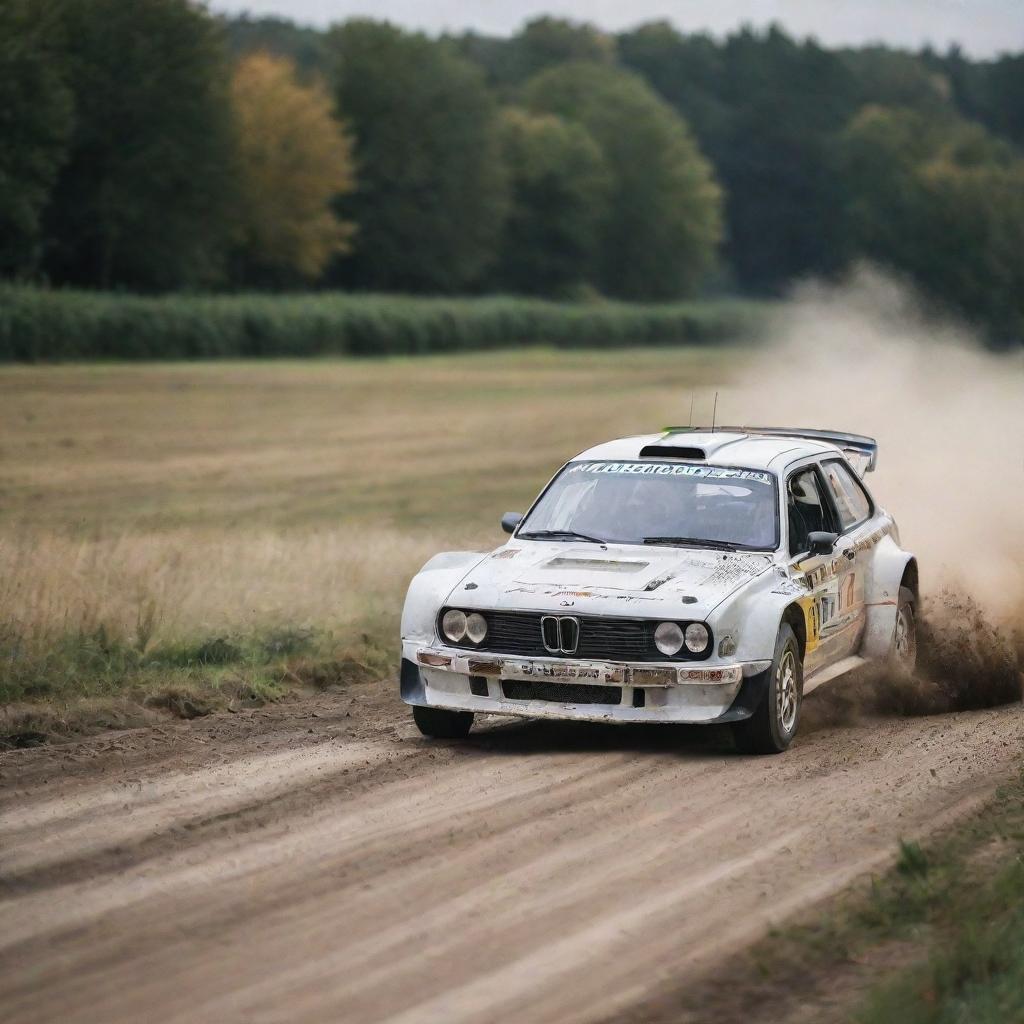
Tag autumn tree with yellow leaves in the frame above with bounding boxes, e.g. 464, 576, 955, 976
230, 53, 355, 285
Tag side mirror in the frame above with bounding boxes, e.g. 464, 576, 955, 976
501, 512, 524, 535
807, 531, 839, 556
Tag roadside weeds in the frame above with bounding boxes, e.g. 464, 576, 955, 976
0, 621, 395, 749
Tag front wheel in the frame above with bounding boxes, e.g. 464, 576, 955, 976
732, 623, 803, 755
412, 704, 474, 739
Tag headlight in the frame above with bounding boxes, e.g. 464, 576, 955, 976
441, 609, 467, 642
684, 623, 710, 653
466, 612, 487, 644
654, 621, 684, 656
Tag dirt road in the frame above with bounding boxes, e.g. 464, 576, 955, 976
1, 682, 1021, 1024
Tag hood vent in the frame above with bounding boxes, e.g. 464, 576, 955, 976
543, 557, 649, 573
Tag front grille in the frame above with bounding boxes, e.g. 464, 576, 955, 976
486, 611, 548, 656
580, 617, 648, 660
501, 681, 622, 705
450, 610, 710, 662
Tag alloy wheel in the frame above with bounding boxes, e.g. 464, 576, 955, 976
776, 648, 799, 734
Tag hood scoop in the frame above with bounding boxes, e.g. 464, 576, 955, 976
638, 443, 706, 460
542, 556, 649, 573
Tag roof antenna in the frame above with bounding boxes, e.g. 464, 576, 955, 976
711, 391, 718, 431
687, 393, 694, 428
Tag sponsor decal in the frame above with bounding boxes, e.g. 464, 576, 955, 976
698, 556, 769, 589
567, 462, 773, 485
514, 661, 602, 681
853, 521, 892, 553
631, 667, 676, 686
678, 667, 742, 684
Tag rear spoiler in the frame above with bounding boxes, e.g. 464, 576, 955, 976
666, 425, 878, 476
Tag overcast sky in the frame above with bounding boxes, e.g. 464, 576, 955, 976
211, 1, 1022, 57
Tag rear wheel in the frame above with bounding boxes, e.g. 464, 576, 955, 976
732, 623, 803, 755
891, 586, 917, 672
412, 704, 474, 739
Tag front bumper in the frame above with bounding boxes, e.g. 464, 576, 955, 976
400, 644, 772, 725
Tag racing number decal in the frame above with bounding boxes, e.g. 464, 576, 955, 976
804, 596, 821, 645
815, 571, 856, 636
799, 565, 857, 647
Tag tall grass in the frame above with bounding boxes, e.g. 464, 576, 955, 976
0, 527, 441, 704
0, 285, 767, 361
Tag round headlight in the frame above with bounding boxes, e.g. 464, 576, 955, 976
441, 609, 467, 642
684, 623, 710, 653
654, 621, 684, 656
466, 613, 487, 644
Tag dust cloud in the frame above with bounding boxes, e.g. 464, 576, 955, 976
723, 267, 1024, 714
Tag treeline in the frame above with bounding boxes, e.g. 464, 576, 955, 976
1, 1, 720, 303
2, 2, 1024, 343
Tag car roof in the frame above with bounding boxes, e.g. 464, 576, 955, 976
572, 431, 843, 473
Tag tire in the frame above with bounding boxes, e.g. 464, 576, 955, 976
412, 704, 474, 739
891, 586, 918, 673
732, 623, 803, 755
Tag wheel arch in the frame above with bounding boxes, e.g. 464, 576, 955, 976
401, 550, 489, 645
861, 537, 918, 659
900, 557, 919, 602
716, 578, 812, 666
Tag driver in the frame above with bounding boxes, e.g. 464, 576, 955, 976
573, 474, 684, 540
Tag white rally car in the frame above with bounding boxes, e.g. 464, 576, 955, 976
400, 427, 918, 753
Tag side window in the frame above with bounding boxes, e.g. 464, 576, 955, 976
822, 460, 872, 531
787, 468, 830, 556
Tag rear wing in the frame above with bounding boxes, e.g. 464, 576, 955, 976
667, 425, 879, 476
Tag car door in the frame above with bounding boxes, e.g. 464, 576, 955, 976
785, 463, 850, 675
819, 457, 876, 657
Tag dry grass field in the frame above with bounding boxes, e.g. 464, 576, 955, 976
0, 348, 739, 720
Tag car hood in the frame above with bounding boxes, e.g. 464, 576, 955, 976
447, 541, 775, 619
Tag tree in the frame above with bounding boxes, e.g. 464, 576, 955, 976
524, 62, 722, 299
617, 22, 730, 146
514, 18, 615, 80
620, 24, 861, 293
222, 15, 329, 77
712, 27, 861, 291
981, 55, 1024, 146
452, 18, 615, 93
0, 0, 72, 275
841, 47, 951, 113
927, 48, 1024, 149
43, 0, 235, 290
327, 20, 508, 292
840, 107, 1024, 343
494, 108, 610, 295
230, 53, 355, 285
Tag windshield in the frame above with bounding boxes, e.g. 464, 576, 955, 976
519, 461, 779, 550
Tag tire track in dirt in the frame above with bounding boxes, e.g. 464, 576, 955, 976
0, 741, 405, 875
0, 694, 1020, 1024
0, 747, 651, 950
